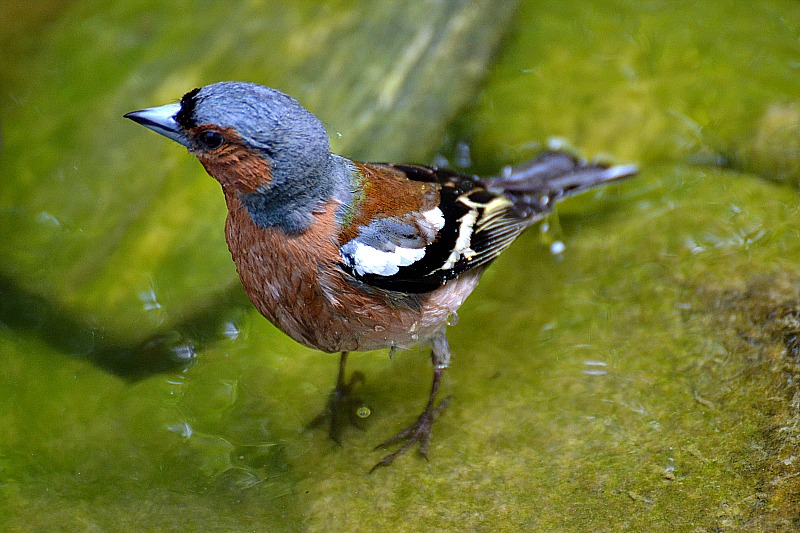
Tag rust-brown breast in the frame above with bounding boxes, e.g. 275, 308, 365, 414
221, 191, 481, 354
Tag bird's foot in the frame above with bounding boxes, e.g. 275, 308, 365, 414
370, 395, 451, 473
309, 370, 367, 444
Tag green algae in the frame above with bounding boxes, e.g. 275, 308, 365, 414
456, 0, 800, 182
2, 0, 800, 531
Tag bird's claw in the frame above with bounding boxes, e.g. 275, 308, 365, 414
370, 395, 451, 473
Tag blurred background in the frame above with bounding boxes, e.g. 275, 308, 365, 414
1, 0, 799, 530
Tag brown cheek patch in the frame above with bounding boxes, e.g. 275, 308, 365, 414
339, 163, 441, 244
191, 126, 272, 193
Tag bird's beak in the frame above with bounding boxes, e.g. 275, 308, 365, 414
124, 103, 190, 148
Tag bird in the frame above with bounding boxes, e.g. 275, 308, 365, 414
125, 81, 637, 471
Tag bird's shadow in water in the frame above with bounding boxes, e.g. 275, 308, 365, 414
0, 274, 251, 381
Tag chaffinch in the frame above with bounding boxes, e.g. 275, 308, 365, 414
125, 82, 636, 471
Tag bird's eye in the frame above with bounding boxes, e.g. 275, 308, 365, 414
197, 130, 225, 150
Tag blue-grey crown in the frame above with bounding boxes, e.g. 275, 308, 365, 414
181, 81, 331, 173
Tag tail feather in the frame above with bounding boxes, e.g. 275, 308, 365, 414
484, 151, 637, 218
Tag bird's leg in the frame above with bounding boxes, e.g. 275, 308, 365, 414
371, 333, 452, 473
309, 351, 366, 443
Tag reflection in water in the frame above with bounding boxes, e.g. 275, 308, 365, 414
582, 360, 608, 376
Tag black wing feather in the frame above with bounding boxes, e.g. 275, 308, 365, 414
341, 164, 524, 294
339, 153, 636, 294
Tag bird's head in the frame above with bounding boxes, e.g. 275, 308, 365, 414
126, 82, 339, 231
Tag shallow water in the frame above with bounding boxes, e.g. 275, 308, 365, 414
1, 0, 799, 530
